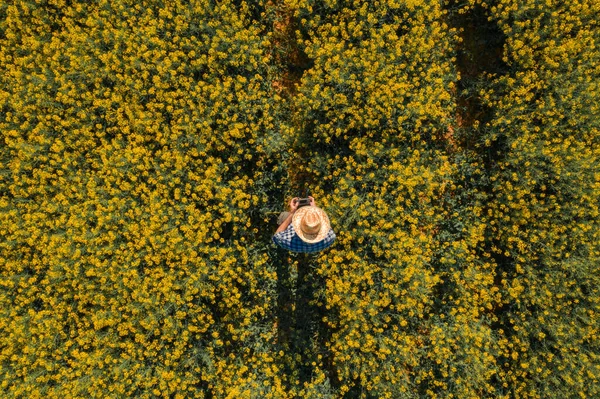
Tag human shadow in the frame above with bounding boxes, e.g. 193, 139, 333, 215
271, 244, 336, 390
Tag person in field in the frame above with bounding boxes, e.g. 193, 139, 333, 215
273, 196, 335, 253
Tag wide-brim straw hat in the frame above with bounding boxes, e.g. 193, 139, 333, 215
292, 206, 331, 243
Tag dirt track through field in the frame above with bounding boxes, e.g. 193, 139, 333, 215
266, 0, 336, 388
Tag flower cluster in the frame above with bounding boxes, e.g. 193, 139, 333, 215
1, 0, 289, 397
287, 0, 502, 396
467, 0, 600, 397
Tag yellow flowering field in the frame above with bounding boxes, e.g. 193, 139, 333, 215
1, 0, 598, 398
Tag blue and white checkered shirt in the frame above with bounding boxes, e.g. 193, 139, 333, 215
272, 224, 336, 253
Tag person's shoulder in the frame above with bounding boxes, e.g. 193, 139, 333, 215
273, 225, 296, 242
313, 230, 335, 251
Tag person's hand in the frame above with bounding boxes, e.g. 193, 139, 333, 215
309, 196, 316, 206
290, 197, 300, 212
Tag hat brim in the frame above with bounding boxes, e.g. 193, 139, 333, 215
292, 206, 331, 243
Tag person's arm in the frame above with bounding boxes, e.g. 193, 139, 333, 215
275, 197, 299, 234
275, 212, 294, 234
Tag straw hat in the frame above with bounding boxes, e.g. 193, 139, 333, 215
292, 206, 331, 243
